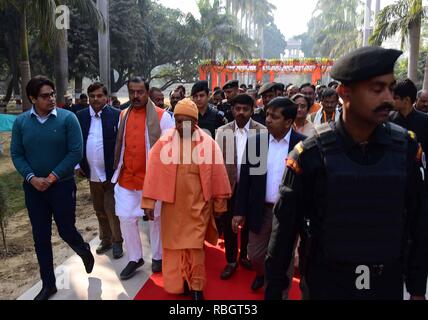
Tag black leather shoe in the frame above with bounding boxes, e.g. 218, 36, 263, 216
251, 275, 264, 291
152, 259, 162, 273
220, 263, 237, 280
120, 259, 145, 280
96, 241, 112, 255
34, 286, 57, 300
81, 245, 95, 274
191, 290, 204, 301
112, 243, 123, 259
239, 257, 253, 270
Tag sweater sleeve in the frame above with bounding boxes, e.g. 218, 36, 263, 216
10, 117, 35, 182
52, 113, 83, 179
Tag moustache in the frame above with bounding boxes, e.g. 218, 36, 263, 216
374, 103, 394, 113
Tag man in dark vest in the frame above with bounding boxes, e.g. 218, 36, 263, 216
265, 46, 428, 300
75, 82, 124, 259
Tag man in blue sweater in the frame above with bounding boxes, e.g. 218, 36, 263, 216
10, 76, 94, 300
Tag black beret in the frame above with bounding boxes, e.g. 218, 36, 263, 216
191, 80, 210, 96
274, 83, 285, 92
258, 82, 276, 96
222, 80, 239, 90
330, 46, 403, 83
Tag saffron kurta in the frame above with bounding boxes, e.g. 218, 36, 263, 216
141, 129, 231, 293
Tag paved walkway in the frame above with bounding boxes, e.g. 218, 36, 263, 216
18, 222, 153, 300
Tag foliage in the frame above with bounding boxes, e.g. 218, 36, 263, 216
395, 46, 428, 89
292, 0, 363, 59
263, 22, 287, 59
370, 0, 426, 48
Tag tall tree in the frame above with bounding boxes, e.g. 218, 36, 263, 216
0, 4, 20, 103
186, 0, 252, 60
263, 22, 287, 59
0, 0, 103, 110
370, 0, 425, 83
294, 0, 363, 58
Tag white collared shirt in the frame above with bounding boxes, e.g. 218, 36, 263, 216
265, 129, 292, 204
30, 107, 57, 124
86, 106, 106, 182
235, 120, 251, 182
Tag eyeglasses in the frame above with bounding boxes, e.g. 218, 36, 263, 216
38, 92, 56, 100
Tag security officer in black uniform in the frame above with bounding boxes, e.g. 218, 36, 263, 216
265, 46, 428, 300
219, 80, 239, 123
252, 82, 277, 126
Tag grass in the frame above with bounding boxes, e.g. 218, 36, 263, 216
0, 171, 25, 217
0, 132, 25, 218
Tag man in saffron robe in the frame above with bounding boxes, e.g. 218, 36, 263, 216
141, 99, 232, 300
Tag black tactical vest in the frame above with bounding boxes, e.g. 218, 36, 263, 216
315, 123, 408, 264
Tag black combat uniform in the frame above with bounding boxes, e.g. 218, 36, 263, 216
265, 46, 428, 300
265, 120, 428, 300
217, 101, 234, 123
198, 104, 226, 138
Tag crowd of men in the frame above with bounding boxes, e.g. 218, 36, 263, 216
9, 46, 428, 301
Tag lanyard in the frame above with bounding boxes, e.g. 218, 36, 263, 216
323, 111, 335, 123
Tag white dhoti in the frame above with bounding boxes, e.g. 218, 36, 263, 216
114, 184, 162, 262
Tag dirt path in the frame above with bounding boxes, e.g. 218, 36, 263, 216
0, 179, 99, 300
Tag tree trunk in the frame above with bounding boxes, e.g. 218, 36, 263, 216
3, 79, 13, 103
226, 0, 231, 14
5, 29, 20, 99
408, 16, 421, 83
54, 29, 69, 106
19, 7, 31, 111
363, 0, 372, 46
75, 76, 83, 97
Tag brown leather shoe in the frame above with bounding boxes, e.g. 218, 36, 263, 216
220, 263, 238, 280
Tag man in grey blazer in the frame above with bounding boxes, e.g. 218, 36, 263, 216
215, 94, 266, 280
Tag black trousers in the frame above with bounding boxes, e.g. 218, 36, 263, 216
221, 193, 249, 264
306, 258, 404, 300
24, 179, 90, 288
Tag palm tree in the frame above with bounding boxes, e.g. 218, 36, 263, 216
186, 0, 252, 60
0, 0, 103, 110
370, 0, 426, 82
308, 0, 363, 58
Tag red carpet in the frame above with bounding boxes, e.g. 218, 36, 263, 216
134, 242, 302, 300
